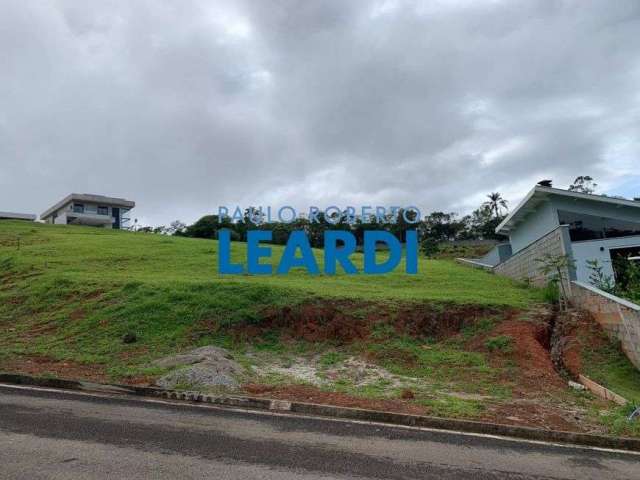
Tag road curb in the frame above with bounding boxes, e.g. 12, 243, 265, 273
2, 372, 639, 452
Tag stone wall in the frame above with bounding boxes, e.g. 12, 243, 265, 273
571, 281, 640, 370
494, 225, 573, 288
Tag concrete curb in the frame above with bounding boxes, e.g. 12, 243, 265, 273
2, 372, 639, 452
579, 374, 628, 406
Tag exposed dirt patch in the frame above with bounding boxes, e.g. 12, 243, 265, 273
121, 374, 157, 386
1, 355, 107, 383
118, 346, 150, 361
460, 308, 566, 397
553, 310, 608, 378
364, 346, 418, 369
252, 355, 409, 388
393, 304, 508, 339
231, 300, 507, 344
242, 383, 597, 432
481, 401, 593, 433
22, 321, 59, 338
69, 308, 86, 321
251, 302, 371, 343
491, 318, 565, 393
243, 383, 428, 415
400, 388, 415, 399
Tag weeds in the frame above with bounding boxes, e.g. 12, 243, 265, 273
485, 335, 513, 353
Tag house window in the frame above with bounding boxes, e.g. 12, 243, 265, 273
559, 210, 640, 241
73, 203, 85, 214
97, 206, 108, 215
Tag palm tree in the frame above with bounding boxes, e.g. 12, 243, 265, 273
483, 192, 508, 218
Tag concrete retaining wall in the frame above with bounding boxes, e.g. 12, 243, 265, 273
571, 281, 640, 370
455, 258, 494, 271
494, 225, 573, 287
578, 374, 628, 405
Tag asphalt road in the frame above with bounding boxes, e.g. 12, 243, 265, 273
0, 384, 639, 479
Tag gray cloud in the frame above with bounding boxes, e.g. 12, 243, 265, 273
1, 0, 639, 226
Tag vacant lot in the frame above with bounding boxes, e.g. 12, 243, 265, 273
1, 220, 639, 436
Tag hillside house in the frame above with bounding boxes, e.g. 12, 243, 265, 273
464, 186, 640, 286
40, 194, 135, 230
0, 212, 36, 221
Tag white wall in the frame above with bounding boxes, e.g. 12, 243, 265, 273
572, 236, 640, 284
509, 200, 558, 253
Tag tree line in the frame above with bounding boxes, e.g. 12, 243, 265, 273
142, 176, 618, 256
152, 192, 509, 256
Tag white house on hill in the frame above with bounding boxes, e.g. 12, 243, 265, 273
466, 185, 640, 286
40, 193, 135, 230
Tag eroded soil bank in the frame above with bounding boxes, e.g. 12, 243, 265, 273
223, 300, 623, 433
3, 299, 637, 435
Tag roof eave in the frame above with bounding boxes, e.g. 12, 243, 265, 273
494, 186, 539, 235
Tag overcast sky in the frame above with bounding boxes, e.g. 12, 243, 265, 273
1, 0, 639, 226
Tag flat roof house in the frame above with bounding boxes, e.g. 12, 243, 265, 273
467, 185, 640, 287
0, 212, 36, 221
40, 194, 135, 230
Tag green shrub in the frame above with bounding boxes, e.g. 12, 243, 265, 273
319, 351, 347, 368
541, 280, 559, 304
420, 237, 440, 257
485, 335, 513, 353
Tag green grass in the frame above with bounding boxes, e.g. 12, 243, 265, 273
0, 220, 541, 378
484, 335, 513, 353
4, 221, 640, 434
319, 351, 348, 368
361, 335, 501, 395
418, 396, 486, 418
0, 221, 541, 305
582, 337, 640, 404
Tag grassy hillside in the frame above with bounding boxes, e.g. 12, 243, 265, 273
0, 221, 539, 305
4, 221, 640, 436
0, 220, 540, 376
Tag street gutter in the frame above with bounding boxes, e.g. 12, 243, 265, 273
1, 372, 639, 452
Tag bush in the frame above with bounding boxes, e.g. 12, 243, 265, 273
421, 237, 440, 257
541, 280, 559, 304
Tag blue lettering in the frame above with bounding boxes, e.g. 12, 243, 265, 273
218, 229, 243, 274
247, 230, 272, 275
324, 231, 357, 274
277, 231, 319, 274
219, 229, 418, 275
363, 231, 401, 274
405, 230, 418, 274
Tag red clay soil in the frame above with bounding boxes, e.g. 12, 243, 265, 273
0, 355, 157, 385
491, 319, 566, 393
242, 383, 593, 432
460, 308, 565, 396
1, 355, 108, 383
232, 300, 506, 344
557, 310, 609, 378
481, 401, 585, 432
243, 383, 428, 415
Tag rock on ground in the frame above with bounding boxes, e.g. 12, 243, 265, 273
153, 346, 243, 389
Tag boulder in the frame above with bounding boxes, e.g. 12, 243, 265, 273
153, 346, 243, 390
